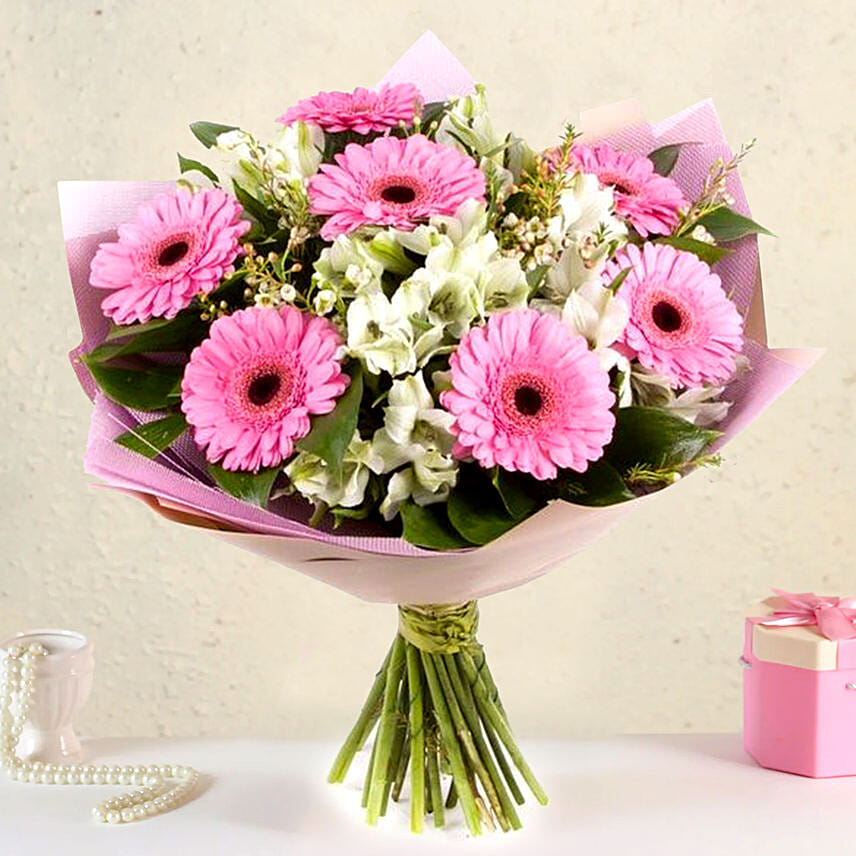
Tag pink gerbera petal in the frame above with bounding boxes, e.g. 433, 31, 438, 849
307, 134, 486, 240
277, 83, 423, 135
181, 306, 348, 472
604, 243, 744, 388
90, 188, 250, 325
440, 310, 615, 481
571, 143, 686, 237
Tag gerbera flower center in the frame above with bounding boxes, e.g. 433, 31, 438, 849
157, 240, 190, 267
514, 385, 543, 416
380, 184, 417, 204
226, 356, 304, 429
247, 372, 283, 407
368, 174, 427, 209
146, 230, 197, 275
597, 171, 638, 196
651, 300, 683, 333
499, 371, 557, 432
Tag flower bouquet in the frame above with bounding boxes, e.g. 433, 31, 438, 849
61, 33, 818, 835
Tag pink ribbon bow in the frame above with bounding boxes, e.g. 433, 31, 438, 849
757, 589, 856, 641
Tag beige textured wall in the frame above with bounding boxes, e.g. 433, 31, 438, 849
1, 1, 853, 740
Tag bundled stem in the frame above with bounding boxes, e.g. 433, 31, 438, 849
328, 602, 547, 834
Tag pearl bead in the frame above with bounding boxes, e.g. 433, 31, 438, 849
0, 645, 197, 825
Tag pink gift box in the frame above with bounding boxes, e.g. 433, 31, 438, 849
742, 593, 856, 777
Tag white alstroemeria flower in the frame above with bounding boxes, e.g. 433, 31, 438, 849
481, 256, 528, 314
367, 231, 418, 277
544, 172, 628, 297
214, 124, 324, 195
284, 433, 383, 509
391, 199, 491, 255
630, 365, 675, 408
346, 292, 416, 377
265, 121, 324, 180
667, 386, 732, 426
436, 85, 505, 165
561, 280, 630, 354
371, 373, 458, 520
380, 453, 459, 521
557, 172, 623, 237
313, 234, 385, 300
373, 373, 456, 465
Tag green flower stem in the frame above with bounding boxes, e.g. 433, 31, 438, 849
471, 645, 508, 719
391, 733, 410, 803
365, 635, 406, 825
328, 603, 547, 833
453, 651, 524, 805
444, 653, 521, 830
380, 674, 409, 817
327, 645, 392, 784
459, 651, 548, 806
405, 644, 425, 833
426, 734, 444, 828
433, 655, 510, 832
361, 737, 377, 809
421, 651, 482, 836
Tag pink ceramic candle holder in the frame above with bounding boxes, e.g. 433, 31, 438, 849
0, 629, 94, 764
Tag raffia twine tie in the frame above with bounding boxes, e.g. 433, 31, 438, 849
398, 602, 479, 654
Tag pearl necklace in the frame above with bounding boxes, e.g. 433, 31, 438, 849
1, 642, 199, 824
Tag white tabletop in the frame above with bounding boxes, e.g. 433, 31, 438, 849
0, 734, 851, 855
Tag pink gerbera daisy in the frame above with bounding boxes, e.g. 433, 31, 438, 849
90, 188, 249, 325
571, 143, 686, 237
604, 243, 744, 388
308, 134, 486, 240
440, 310, 615, 481
277, 83, 423, 135
181, 306, 348, 472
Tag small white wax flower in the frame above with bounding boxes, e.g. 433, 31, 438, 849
313, 288, 336, 315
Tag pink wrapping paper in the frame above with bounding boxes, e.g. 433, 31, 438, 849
60, 33, 821, 604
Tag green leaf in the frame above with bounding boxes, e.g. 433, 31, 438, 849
695, 206, 774, 242
115, 413, 188, 459
447, 469, 520, 546
556, 460, 635, 507
231, 181, 278, 231
420, 100, 449, 132
190, 121, 238, 149
82, 360, 184, 412
607, 267, 631, 295
526, 264, 550, 295
177, 153, 219, 184
647, 143, 684, 177
606, 406, 721, 473
296, 366, 363, 480
400, 502, 471, 550
104, 317, 175, 342
87, 312, 206, 363
654, 235, 732, 265
491, 468, 542, 519
207, 463, 280, 507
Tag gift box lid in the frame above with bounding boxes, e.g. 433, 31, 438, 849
745, 593, 856, 671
